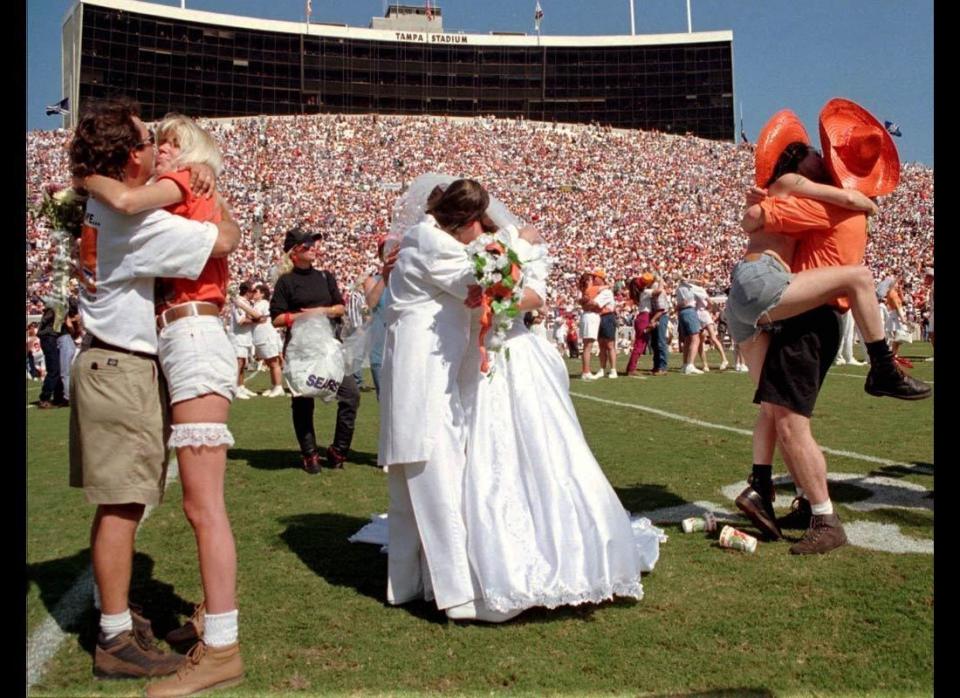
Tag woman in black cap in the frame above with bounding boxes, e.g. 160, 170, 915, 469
269, 226, 360, 474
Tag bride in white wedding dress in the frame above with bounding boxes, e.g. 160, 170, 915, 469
456, 196, 663, 620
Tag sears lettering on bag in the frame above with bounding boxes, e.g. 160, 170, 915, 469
305, 374, 341, 393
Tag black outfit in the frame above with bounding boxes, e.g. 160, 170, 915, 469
270, 267, 360, 460
753, 305, 841, 418
37, 308, 65, 404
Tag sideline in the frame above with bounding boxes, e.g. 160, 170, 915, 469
569, 392, 930, 469
832, 371, 934, 385
26, 459, 180, 691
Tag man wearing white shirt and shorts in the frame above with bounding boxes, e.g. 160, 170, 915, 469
251, 283, 285, 397
68, 98, 240, 679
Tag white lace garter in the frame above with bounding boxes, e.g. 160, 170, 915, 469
168, 423, 235, 449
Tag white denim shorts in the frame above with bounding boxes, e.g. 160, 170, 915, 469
253, 325, 282, 359
159, 314, 237, 404
580, 311, 600, 341
232, 331, 253, 359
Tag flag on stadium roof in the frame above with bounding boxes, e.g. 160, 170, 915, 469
535, 2, 544, 31
426, 0, 434, 22
739, 117, 748, 144
45, 98, 69, 116
306, 0, 312, 20
884, 120, 902, 137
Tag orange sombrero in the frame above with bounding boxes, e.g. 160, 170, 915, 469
754, 109, 811, 187
819, 98, 900, 197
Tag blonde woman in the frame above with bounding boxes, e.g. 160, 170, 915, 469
82, 113, 244, 696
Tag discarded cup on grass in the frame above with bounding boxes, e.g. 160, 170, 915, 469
681, 512, 717, 533
718, 525, 758, 553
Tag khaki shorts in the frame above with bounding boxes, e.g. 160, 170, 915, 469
69, 347, 171, 506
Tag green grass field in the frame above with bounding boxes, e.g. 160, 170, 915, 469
26, 345, 934, 697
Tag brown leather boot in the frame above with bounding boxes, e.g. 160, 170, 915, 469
789, 513, 848, 555
93, 630, 184, 679
165, 601, 205, 648
146, 641, 244, 697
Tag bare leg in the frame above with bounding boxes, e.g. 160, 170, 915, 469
173, 394, 237, 614
91, 503, 145, 615
767, 265, 884, 342
266, 356, 283, 387
581, 339, 595, 374
236, 358, 246, 387
706, 324, 728, 365
768, 404, 830, 505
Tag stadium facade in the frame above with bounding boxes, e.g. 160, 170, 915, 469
61, 0, 735, 140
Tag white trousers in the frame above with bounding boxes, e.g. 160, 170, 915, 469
837, 311, 856, 362
386, 425, 478, 610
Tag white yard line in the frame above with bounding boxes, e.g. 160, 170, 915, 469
26, 459, 180, 691
569, 392, 930, 470
832, 371, 934, 385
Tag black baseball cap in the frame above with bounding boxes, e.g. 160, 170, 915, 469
282, 226, 322, 252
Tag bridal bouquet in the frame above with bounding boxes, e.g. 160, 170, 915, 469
35, 184, 87, 331
466, 231, 524, 374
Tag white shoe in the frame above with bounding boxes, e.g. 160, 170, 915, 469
735, 363, 749, 373
264, 385, 285, 398
924, 357, 934, 362
235, 389, 251, 400
474, 604, 523, 624
592, 371, 605, 379
237, 385, 257, 398
445, 600, 478, 620
701, 364, 710, 372
681, 364, 703, 375
718, 361, 729, 371
848, 358, 867, 366
581, 372, 597, 381
834, 357, 846, 366
607, 370, 618, 379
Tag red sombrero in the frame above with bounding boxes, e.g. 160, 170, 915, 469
819, 98, 900, 196
754, 109, 811, 187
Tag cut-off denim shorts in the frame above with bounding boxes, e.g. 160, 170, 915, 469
726, 253, 795, 344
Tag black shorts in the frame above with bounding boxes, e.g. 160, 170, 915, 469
598, 313, 617, 340
753, 305, 841, 418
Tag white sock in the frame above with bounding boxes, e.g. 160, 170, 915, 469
92, 583, 102, 611
100, 609, 133, 640
795, 486, 806, 499
810, 500, 834, 516
203, 609, 239, 647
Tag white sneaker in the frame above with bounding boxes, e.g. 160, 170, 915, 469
607, 370, 618, 379
235, 389, 251, 400
264, 385, 285, 398
592, 371, 605, 379
849, 358, 867, 366
718, 361, 729, 370
581, 372, 598, 381
701, 364, 711, 372
681, 364, 703, 375
834, 357, 846, 366
736, 363, 750, 373
237, 385, 257, 399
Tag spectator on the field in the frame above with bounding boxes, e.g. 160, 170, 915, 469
252, 283, 285, 397
230, 282, 259, 399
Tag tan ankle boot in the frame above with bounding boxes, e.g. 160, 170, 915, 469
146, 641, 243, 697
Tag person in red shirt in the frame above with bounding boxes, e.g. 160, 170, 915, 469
83, 113, 244, 692
731, 100, 928, 555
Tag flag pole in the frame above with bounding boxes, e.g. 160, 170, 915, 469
629, 0, 635, 36
686, 0, 692, 32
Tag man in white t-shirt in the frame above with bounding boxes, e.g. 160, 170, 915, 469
69, 98, 240, 679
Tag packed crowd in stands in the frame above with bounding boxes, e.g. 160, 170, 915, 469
26, 113, 934, 322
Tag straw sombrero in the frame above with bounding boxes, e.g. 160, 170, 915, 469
819, 98, 900, 196
754, 109, 811, 187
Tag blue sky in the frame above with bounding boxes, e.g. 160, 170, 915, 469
27, 0, 933, 165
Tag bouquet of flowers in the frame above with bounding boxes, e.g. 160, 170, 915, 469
35, 184, 87, 331
466, 231, 525, 375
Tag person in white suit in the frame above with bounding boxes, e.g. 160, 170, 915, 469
378, 179, 496, 619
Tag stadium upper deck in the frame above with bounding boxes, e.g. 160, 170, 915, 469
62, 0, 735, 140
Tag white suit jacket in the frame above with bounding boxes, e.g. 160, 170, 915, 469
378, 216, 476, 466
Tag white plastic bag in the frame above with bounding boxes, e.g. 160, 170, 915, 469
282, 314, 345, 401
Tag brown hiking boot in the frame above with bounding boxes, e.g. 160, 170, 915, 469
165, 602, 205, 648
789, 513, 848, 555
93, 630, 184, 679
735, 482, 781, 541
146, 641, 244, 697
776, 496, 812, 530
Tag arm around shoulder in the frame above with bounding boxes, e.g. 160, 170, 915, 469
209, 196, 241, 258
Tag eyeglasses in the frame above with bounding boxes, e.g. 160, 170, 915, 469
136, 130, 156, 150
297, 239, 316, 250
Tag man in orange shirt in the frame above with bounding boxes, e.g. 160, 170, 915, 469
738, 99, 918, 555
